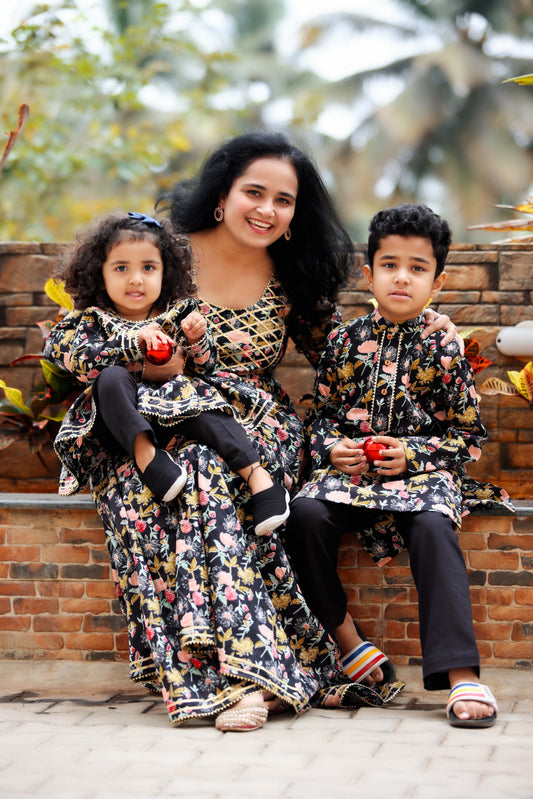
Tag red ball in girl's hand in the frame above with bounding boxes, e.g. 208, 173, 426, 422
363, 438, 389, 465
145, 340, 174, 365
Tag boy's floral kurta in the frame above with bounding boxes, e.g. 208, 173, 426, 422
45, 281, 401, 726
298, 310, 513, 564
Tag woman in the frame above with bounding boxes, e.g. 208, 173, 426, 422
47, 131, 455, 730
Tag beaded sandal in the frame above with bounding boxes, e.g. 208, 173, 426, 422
215, 704, 269, 732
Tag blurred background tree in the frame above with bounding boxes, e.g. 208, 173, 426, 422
1, 0, 532, 242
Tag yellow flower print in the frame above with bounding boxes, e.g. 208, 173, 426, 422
238, 566, 256, 585
231, 639, 254, 656
271, 593, 291, 611
457, 406, 477, 424
416, 366, 436, 384
338, 362, 354, 380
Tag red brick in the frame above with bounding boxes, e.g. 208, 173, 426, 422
7, 528, 59, 545
0, 545, 40, 562
493, 641, 533, 659
471, 605, 487, 622
383, 620, 407, 638
384, 604, 418, 622
457, 533, 487, 550
41, 544, 90, 564
489, 606, 533, 622
468, 551, 520, 570
469, 587, 514, 605
0, 564, 8, 578
338, 567, 381, 586
338, 549, 357, 567
64, 633, 114, 651
59, 528, 105, 546
60, 599, 111, 614
8, 632, 64, 650
85, 582, 116, 599
0, 616, 31, 631
515, 588, 533, 605
12, 598, 59, 615
346, 604, 381, 622
472, 622, 511, 640
512, 621, 533, 640
114, 632, 129, 652
385, 640, 422, 656
488, 533, 533, 551
462, 516, 512, 533
0, 598, 12, 614
33, 615, 83, 632
38, 582, 84, 598
0, 581, 36, 596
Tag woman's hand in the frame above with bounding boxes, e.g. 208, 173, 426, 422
329, 438, 365, 475
181, 311, 207, 344
369, 435, 407, 476
421, 308, 464, 355
138, 323, 176, 352
142, 346, 185, 383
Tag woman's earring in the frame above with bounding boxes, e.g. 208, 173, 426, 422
214, 206, 224, 222
284, 227, 291, 241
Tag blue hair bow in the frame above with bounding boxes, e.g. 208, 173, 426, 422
128, 211, 162, 229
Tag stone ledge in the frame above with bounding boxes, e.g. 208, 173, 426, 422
0, 492, 530, 515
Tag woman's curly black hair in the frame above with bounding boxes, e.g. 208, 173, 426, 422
56, 212, 193, 312
158, 130, 356, 321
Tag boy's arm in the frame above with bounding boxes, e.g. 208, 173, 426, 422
399, 343, 487, 475
305, 330, 349, 468
44, 309, 143, 384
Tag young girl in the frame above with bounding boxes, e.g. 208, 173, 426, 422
45, 211, 289, 536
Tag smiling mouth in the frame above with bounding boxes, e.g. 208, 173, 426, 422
247, 218, 273, 232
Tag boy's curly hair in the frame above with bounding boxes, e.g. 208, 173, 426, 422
367, 203, 452, 277
56, 212, 192, 312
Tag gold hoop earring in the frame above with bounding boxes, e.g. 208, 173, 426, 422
284, 227, 291, 241
214, 206, 224, 222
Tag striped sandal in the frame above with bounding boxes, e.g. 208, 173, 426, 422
340, 640, 389, 684
446, 682, 498, 728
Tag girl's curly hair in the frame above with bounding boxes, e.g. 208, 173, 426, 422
56, 212, 193, 312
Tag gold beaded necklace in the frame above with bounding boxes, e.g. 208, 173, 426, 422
369, 330, 404, 435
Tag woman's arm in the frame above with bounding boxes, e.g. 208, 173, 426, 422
421, 308, 464, 354
285, 303, 343, 369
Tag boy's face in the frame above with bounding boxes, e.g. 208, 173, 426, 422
364, 234, 446, 323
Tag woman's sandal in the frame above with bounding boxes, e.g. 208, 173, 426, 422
215, 704, 269, 732
446, 682, 498, 728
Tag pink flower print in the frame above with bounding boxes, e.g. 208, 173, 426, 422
383, 361, 396, 375
218, 571, 234, 586
128, 572, 139, 586
135, 520, 147, 533
181, 520, 192, 534
440, 356, 452, 370
220, 532, 236, 548
188, 578, 199, 591
382, 480, 407, 493
324, 490, 352, 504
87, 368, 100, 380
180, 612, 194, 628
434, 411, 446, 421
259, 624, 274, 643
350, 474, 362, 485
468, 444, 482, 461
127, 509, 139, 521
227, 330, 251, 344
278, 428, 288, 441
119, 507, 127, 518
263, 415, 281, 428
164, 589, 176, 603
176, 539, 191, 554
275, 567, 286, 580
153, 578, 167, 593
360, 421, 371, 433
198, 473, 212, 492
224, 586, 237, 601
358, 339, 378, 354
346, 407, 369, 421
146, 626, 155, 640
443, 372, 452, 384
192, 591, 204, 606
318, 383, 330, 397
177, 649, 192, 663
194, 351, 209, 364
199, 491, 208, 506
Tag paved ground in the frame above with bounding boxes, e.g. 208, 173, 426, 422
0, 661, 531, 799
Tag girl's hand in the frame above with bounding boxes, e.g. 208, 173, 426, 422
421, 308, 464, 354
138, 324, 176, 352
329, 438, 365, 475
142, 346, 185, 382
370, 435, 407, 476
181, 311, 206, 344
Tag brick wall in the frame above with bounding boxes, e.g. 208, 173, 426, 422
0, 496, 531, 667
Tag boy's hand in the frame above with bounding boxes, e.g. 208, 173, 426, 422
329, 438, 365, 474
142, 347, 185, 382
181, 311, 206, 344
370, 435, 408, 475
421, 309, 464, 354
138, 324, 176, 352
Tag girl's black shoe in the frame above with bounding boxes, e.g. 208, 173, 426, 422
140, 449, 187, 503
252, 485, 290, 536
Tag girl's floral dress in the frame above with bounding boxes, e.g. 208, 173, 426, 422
45, 283, 402, 726
297, 310, 513, 565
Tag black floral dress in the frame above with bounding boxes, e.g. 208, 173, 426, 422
45, 282, 402, 725
297, 310, 513, 564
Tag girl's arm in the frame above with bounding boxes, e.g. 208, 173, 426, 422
44, 308, 143, 384
180, 310, 219, 375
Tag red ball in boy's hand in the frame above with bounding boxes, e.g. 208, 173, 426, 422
145, 340, 174, 365
363, 438, 389, 465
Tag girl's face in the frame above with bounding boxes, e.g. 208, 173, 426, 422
102, 236, 164, 321
218, 157, 298, 249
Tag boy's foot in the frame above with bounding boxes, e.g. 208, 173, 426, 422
252, 485, 290, 536
140, 449, 187, 502
340, 640, 389, 686
446, 682, 498, 727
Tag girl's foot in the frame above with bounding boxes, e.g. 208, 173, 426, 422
252, 485, 290, 536
215, 691, 269, 732
139, 449, 187, 502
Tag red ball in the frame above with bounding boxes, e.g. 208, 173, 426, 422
363, 438, 389, 465
145, 340, 174, 365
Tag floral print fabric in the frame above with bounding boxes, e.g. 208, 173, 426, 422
297, 310, 513, 564
45, 282, 400, 724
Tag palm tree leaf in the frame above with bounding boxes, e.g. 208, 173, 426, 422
479, 377, 518, 397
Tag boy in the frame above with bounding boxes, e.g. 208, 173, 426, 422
285, 204, 512, 727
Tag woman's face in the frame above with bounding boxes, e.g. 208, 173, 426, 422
218, 157, 298, 249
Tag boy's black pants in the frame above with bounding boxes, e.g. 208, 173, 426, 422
285, 496, 480, 690
92, 365, 258, 473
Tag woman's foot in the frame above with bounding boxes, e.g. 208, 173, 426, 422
139, 449, 187, 502
215, 691, 269, 732
447, 669, 498, 726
